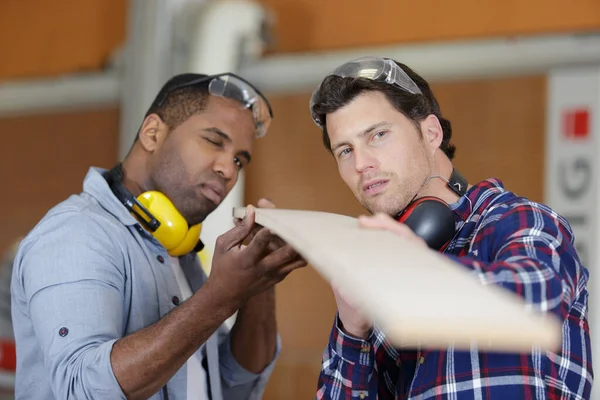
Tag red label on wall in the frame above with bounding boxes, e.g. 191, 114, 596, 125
0, 340, 15, 371
563, 108, 590, 140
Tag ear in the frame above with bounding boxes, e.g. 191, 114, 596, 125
420, 114, 443, 153
137, 113, 169, 152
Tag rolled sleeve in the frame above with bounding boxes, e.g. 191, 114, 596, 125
20, 215, 127, 399
316, 313, 379, 399
330, 313, 375, 366
219, 331, 281, 387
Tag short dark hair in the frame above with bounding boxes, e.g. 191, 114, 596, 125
310, 60, 456, 160
134, 73, 211, 143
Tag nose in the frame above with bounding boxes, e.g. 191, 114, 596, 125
213, 155, 236, 183
354, 147, 378, 173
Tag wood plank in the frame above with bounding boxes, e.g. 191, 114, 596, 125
233, 207, 561, 353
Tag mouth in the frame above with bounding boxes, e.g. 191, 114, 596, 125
201, 182, 225, 205
362, 179, 389, 196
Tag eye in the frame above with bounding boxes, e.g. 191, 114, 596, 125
372, 131, 387, 141
204, 137, 223, 147
337, 147, 352, 159
234, 156, 243, 169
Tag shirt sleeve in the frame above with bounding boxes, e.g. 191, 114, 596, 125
446, 201, 588, 322
316, 313, 400, 400
19, 214, 127, 399
218, 324, 282, 400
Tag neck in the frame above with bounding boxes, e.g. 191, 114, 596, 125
419, 151, 468, 205
120, 156, 149, 198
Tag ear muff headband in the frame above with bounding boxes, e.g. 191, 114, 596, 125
395, 169, 469, 252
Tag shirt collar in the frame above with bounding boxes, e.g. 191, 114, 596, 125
82, 166, 139, 227
447, 178, 507, 222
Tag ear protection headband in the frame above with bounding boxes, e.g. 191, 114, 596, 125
395, 169, 468, 252
104, 164, 204, 257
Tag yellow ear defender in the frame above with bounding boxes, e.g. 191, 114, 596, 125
105, 164, 204, 257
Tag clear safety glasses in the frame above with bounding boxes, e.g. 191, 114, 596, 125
158, 73, 273, 138
309, 56, 422, 127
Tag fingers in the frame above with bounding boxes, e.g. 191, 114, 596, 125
242, 223, 263, 246
272, 259, 307, 281
234, 199, 274, 244
358, 213, 426, 246
243, 226, 274, 260
259, 244, 303, 272
252, 198, 290, 251
358, 213, 400, 231
266, 233, 287, 252
219, 205, 257, 251
257, 198, 276, 209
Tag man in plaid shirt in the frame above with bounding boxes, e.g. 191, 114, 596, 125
308, 57, 593, 399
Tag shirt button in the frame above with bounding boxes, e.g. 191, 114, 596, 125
359, 393, 366, 399
172, 296, 180, 306
157, 255, 165, 263
418, 356, 425, 364
361, 344, 371, 353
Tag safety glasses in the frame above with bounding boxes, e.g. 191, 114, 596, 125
309, 56, 422, 127
157, 73, 273, 138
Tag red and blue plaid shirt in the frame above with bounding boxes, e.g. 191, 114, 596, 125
316, 178, 593, 399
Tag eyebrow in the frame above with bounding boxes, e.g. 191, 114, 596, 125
331, 121, 392, 152
203, 127, 252, 164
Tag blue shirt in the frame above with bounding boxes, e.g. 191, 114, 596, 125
10, 167, 280, 400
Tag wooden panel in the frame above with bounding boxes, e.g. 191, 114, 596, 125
434, 76, 547, 203
0, 107, 120, 255
0, 0, 127, 79
1, 0, 597, 78
259, 0, 600, 52
246, 75, 546, 398
262, 356, 324, 400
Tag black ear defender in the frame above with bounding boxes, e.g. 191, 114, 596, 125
395, 169, 468, 251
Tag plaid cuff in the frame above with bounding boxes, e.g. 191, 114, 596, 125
330, 313, 375, 366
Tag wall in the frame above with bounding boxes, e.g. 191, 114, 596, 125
248, 75, 547, 399
259, 0, 600, 52
0, 0, 126, 254
0, 108, 120, 256
0, 0, 127, 79
1, 0, 598, 81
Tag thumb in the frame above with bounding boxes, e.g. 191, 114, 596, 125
223, 205, 256, 250
257, 198, 276, 209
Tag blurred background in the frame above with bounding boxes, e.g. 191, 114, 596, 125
0, 0, 599, 399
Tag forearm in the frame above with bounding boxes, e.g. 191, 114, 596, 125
110, 280, 237, 400
229, 287, 277, 373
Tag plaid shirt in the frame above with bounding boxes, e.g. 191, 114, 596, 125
316, 178, 593, 400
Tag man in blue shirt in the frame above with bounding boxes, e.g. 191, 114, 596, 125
11, 72, 306, 399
